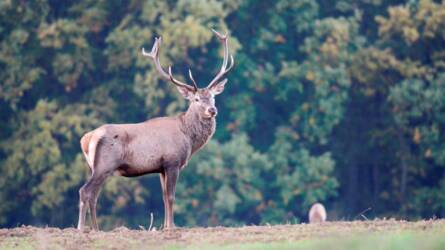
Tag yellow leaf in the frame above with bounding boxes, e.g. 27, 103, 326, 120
306, 71, 315, 81
309, 117, 316, 126
275, 34, 286, 43
413, 127, 421, 144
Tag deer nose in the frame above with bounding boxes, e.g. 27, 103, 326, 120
208, 107, 217, 116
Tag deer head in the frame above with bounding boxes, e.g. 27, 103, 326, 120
142, 29, 234, 119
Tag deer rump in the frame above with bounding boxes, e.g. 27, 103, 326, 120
79, 122, 189, 178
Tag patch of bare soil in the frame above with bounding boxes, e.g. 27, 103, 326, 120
0, 219, 444, 249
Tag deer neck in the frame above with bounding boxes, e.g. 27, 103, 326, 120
181, 106, 216, 155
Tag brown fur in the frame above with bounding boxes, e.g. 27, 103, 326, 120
77, 89, 223, 231
77, 30, 233, 232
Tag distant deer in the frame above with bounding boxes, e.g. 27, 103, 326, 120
77, 29, 234, 231
308, 203, 327, 223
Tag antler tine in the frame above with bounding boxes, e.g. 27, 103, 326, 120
207, 29, 234, 89
141, 37, 158, 58
142, 37, 168, 79
142, 37, 196, 92
167, 66, 196, 91
188, 69, 198, 91
212, 29, 228, 72
211, 28, 228, 40
226, 54, 235, 73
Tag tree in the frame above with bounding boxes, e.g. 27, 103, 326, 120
1, 0, 445, 229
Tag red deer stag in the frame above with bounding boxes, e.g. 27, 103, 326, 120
77, 29, 234, 231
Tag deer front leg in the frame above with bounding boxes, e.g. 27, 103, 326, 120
159, 171, 168, 228
164, 167, 179, 230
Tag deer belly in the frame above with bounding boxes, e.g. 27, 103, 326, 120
117, 151, 163, 177
116, 164, 161, 177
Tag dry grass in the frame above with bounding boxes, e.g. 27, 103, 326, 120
0, 219, 444, 250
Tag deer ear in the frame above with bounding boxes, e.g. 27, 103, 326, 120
210, 79, 227, 95
176, 86, 194, 100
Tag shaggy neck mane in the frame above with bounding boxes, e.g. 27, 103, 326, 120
181, 105, 216, 154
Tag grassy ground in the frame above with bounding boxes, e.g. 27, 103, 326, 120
0, 219, 444, 250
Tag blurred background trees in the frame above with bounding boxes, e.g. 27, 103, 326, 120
0, 0, 444, 229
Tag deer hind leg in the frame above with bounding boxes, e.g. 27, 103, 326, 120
78, 176, 98, 231
88, 174, 108, 231
78, 129, 118, 231
77, 183, 89, 230
164, 166, 180, 230
78, 144, 116, 231
77, 171, 110, 231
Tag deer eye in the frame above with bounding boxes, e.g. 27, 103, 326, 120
194, 97, 200, 102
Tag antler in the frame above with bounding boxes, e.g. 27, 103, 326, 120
188, 69, 198, 90
207, 29, 234, 89
142, 37, 197, 92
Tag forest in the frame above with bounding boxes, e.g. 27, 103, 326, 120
1, 0, 444, 229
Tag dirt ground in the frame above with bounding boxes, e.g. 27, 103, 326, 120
0, 219, 444, 250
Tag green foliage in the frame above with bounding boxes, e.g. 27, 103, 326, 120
0, 100, 104, 224
176, 134, 271, 226
270, 128, 338, 211
0, 1, 48, 108
1, 0, 445, 228
388, 75, 445, 217
338, 0, 445, 218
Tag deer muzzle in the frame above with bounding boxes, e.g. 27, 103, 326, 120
206, 107, 217, 117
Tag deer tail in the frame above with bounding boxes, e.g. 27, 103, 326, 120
80, 128, 106, 173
